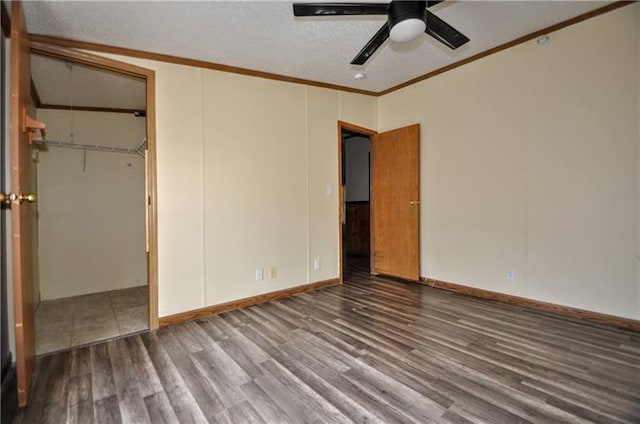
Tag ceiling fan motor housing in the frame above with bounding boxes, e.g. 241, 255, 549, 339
388, 1, 427, 42
292, 0, 469, 64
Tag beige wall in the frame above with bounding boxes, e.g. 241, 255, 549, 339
91, 4, 639, 321
90, 53, 376, 317
202, 72, 309, 305
378, 4, 640, 320
37, 109, 147, 300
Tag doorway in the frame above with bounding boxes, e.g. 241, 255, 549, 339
30, 53, 150, 354
339, 121, 377, 280
341, 127, 372, 274
339, 121, 421, 283
9, 4, 157, 405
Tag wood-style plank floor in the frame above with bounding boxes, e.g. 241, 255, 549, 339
15, 262, 640, 423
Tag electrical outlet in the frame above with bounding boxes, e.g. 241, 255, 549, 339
255, 268, 264, 281
269, 267, 277, 278
506, 268, 515, 281
313, 258, 321, 271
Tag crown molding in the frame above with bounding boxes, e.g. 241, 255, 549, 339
28, 34, 378, 97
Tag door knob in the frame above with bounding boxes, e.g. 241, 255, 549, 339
18, 193, 37, 203
0, 192, 37, 204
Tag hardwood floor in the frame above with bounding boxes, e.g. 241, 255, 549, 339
15, 264, 640, 423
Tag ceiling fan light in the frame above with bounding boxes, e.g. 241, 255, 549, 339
389, 18, 426, 42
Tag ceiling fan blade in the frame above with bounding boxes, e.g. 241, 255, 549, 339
350, 23, 389, 65
293, 3, 389, 17
424, 10, 469, 49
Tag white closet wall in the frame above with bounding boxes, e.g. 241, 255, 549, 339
37, 109, 147, 300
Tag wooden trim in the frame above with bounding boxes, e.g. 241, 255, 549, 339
379, 1, 635, 95
29, 41, 152, 79
28, 34, 378, 97
369, 133, 377, 275
338, 123, 344, 282
420, 277, 640, 333
159, 278, 341, 327
146, 71, 159, 330
338, 121, 377, 282
338, 120, 377, 136
29, 42, 160, 331
11, 0, 34, 407
0, 1, 9, 38
37, 103, 145, 115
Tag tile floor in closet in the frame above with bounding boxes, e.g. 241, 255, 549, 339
35, 285, 148, 355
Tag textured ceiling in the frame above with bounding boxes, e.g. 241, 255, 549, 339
23, 1, 613, 92
31, 53, 146, 110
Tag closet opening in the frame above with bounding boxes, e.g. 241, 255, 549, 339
339, 122, 376, 279
30, 52, 151, 354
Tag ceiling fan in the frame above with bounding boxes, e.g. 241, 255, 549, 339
293, 1, 469, 65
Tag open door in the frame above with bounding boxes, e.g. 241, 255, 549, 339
371, 124, 420, 281
10, 0, 38, 407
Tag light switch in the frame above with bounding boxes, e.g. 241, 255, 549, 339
326, 185, 333, 197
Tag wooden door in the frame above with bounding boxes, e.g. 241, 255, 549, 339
371, 124, 420, 281
10, 0, 37, 407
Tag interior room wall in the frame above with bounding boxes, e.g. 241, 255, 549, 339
345, 136, 369, 202
377, 4, 640, 320
37, 109, 147, 300
87, 52, 377, 317
202, 71, 309, 305
92, 5, 638, 321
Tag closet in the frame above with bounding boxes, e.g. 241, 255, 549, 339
30, 53, 149, 354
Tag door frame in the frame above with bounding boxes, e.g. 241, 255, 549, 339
28, 41, 159, 330
337, 121, 377, 282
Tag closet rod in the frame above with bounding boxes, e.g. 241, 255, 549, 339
44, 140, 143, 156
